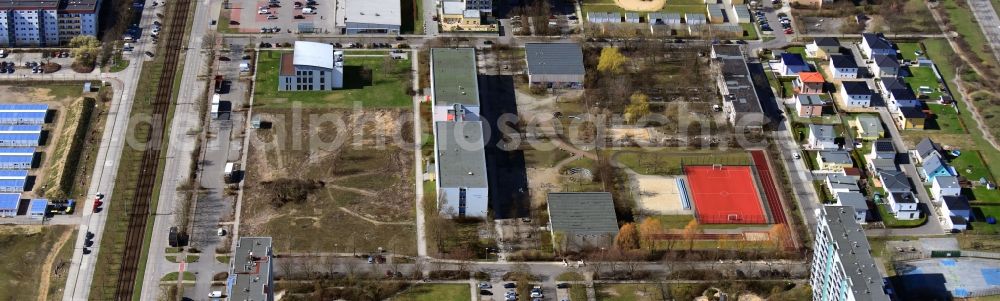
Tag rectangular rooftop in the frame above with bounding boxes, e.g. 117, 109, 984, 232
431, 48, 480, 107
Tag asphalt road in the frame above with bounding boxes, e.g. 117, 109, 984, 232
138, 0, 225, 298
59, 0, 162, 298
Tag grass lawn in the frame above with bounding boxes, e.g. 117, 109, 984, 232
780, 79, 794, 98
254, 51, 412, 108
741, 23, 758, 40
784, 46, 807, 57
897, 42, 923, 61
904, 66, 944, 99
970, 206, 1000, 234
570, 284, 588, 301
925, 103, 966, 134
970, 187, 1000, 202
394, 284, 470, 301
614, 149, 751, 175
951, 150, 993, 182
110, 53, 130, 72
217, 10, 236, 34
877, 203, 927, 228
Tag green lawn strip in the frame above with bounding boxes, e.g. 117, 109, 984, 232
940, 0, 998, 67
216, 255, 231, 264
897, 42, 923, 61
254, 50, 412, 109
876, 203, 927, 227
159, 272, 196, 282
110, 54, 130, 72
394, 284, 470, 301
951, 150, 993, 182
971, 186, 1000, 202
570, 284, 588, 301
596, 283, 664, 301
970, 205, 1000, 234
904, 66, 944, 99
614, 149, 751, 176
923, 39, 1000, 181
924, 103, 965, 134
784, 46, 807, 57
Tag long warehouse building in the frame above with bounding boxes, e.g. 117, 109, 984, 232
0, 170, 28, 192
0, 104, 48, 125
0, 147, 36, 169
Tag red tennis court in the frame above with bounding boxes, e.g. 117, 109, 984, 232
684, 165, 768, 224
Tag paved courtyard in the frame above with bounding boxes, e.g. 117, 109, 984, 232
895, 257, 1000, 299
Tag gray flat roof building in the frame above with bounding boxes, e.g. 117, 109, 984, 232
434, 121, 487, 188
812, 206, 890, 301
525, 43, 585, 88
819, 150, 854, 165
712, 45, 767, 129
228, 237, 274, 301
431, 48, 480, 107
547, 192, 619, 251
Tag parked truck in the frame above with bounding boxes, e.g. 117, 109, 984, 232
223, 162, 235, 183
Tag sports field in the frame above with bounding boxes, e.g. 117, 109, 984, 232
684, 165, 768, 224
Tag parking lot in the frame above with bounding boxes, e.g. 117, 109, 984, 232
0, 51, 85, 76
476, 281, 567, 301
228, 0, 337, 33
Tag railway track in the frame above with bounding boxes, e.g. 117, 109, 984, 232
112, 0, 192, 298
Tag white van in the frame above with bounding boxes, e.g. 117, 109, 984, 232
302, 7, 316, 14
208, 291, 223, 298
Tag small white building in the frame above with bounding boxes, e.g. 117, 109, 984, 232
829, 54, 858, 79
888, 191, 920, 220
808, 124, 838, 150
931, 175, 961, 203
840, 81, 872, 108
277, 41, 345, 91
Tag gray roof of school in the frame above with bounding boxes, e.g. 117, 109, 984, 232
547, 192, 619, 235
432, 48, 480, 107
435, 121, 488, 188
230, 237, 273, 301
714, 45, 764, 114
836, 192, 868, 209
822, 206, 890, 301
820, 151, 854, 165
525, 43, 585, 76
880, 170, 912, 192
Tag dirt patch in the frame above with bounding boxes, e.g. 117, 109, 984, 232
241, 108, 417, 254
0, 225, 75, 300
35, 228, 74, 301
634, 174, 689, 215
614, 0, 666, 11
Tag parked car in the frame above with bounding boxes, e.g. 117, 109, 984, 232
267, 15, 278, 20
503, 283, 516, 289
145, 51, 155, 57
294, 14, 304, 19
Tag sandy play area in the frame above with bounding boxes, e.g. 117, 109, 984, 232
635, 174, 691, 215
614, 0, 666, 11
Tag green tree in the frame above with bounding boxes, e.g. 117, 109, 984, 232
69, 35, 101, 67
614, 222, 639, 250
597, 47, 627, 73
624, 92, 651, 124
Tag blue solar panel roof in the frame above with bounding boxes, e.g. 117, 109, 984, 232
0, 155, 33, 163
28, 199, 47, 214
0, 170, 28, 178
0, 112, 47, 123
0, 133, 41, 141
0, 125, 42, 133
0, 179, 26, 189
0, 147, 36, 154
0, 193, 20, 209
0, 104, 48, 112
